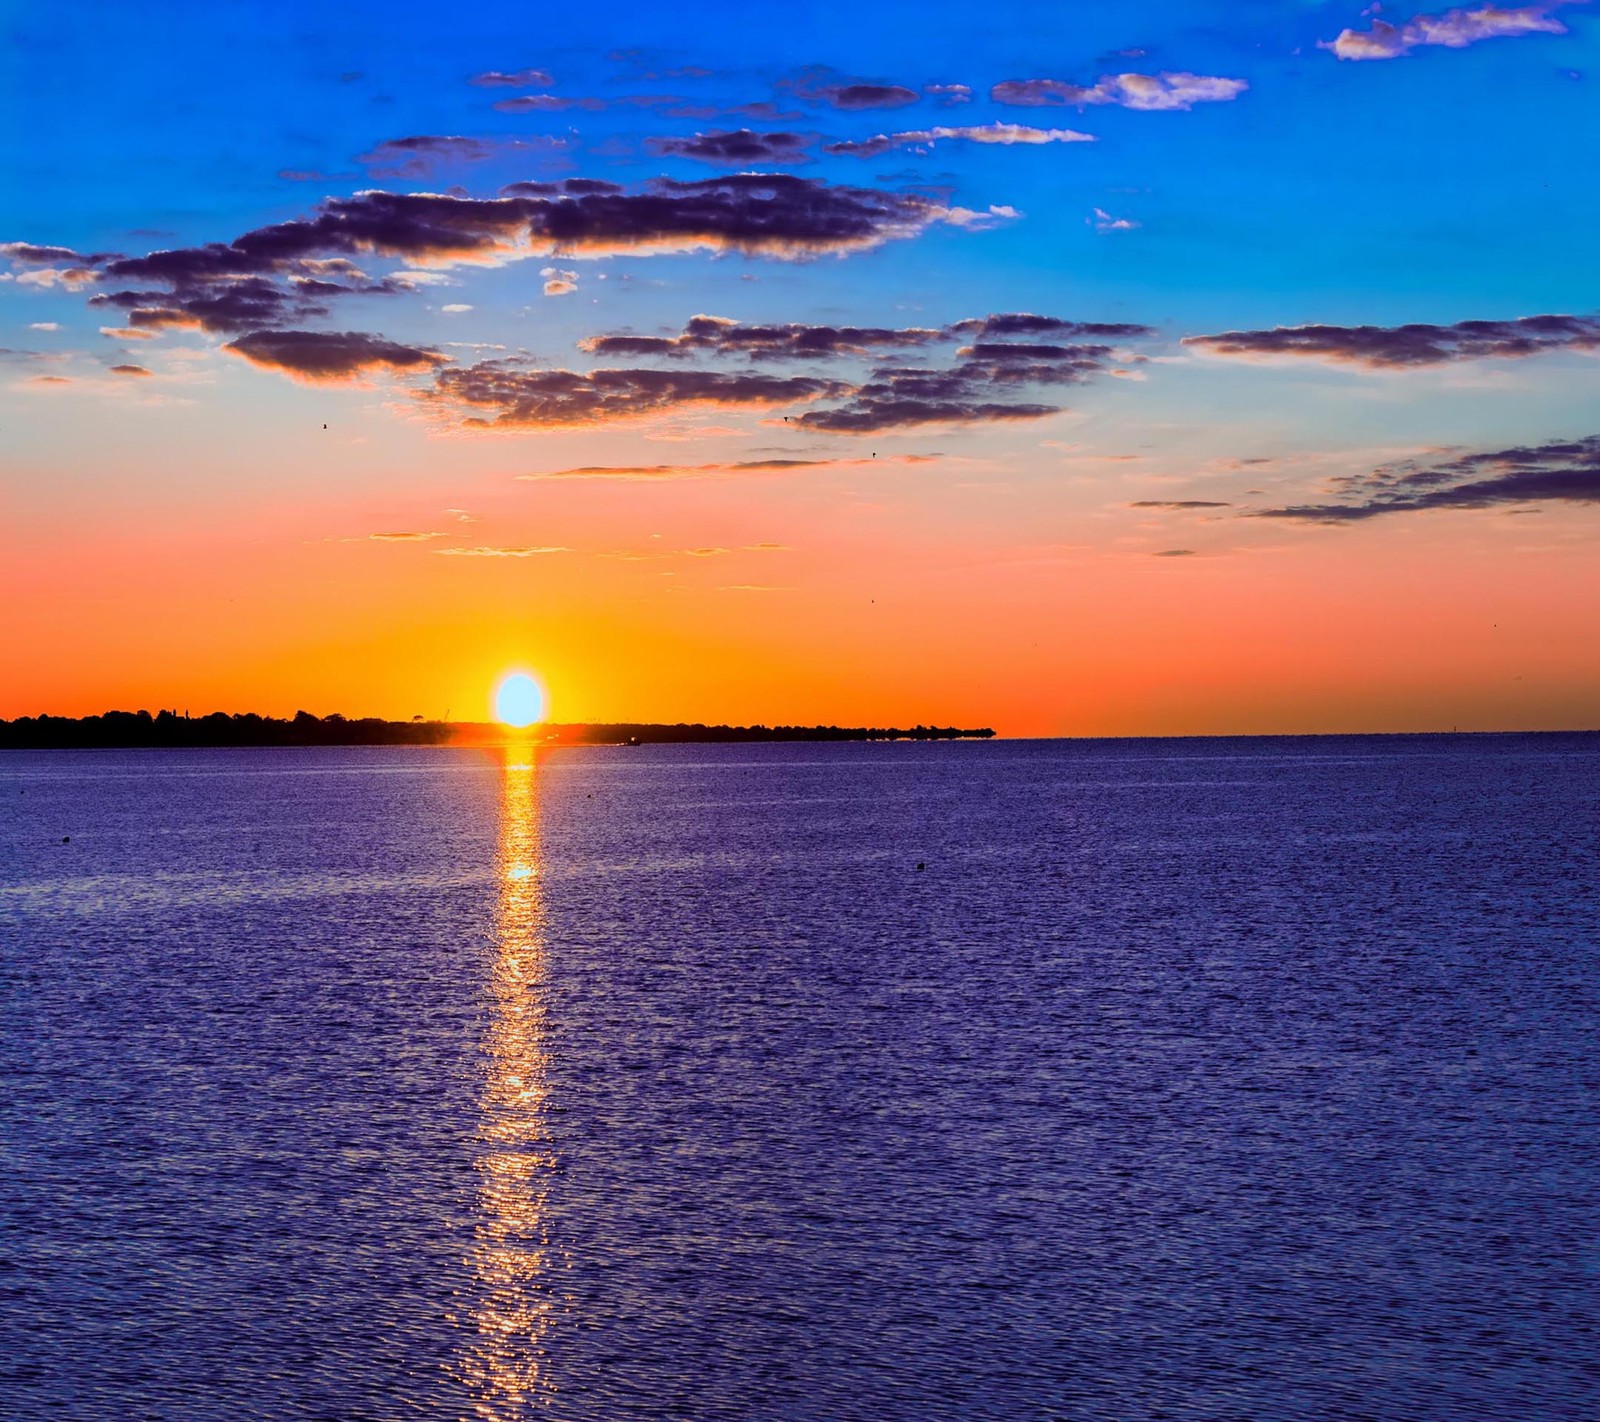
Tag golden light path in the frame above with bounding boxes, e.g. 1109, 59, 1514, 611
458, 747, 569, 1417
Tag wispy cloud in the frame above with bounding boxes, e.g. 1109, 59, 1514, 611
1184, 314, 1600, 368
826, 122, 1095, 157
423, 362, 849, 428
579, 314, 948, 360
649, 129, 813, 164
520, 454, 932, 479
1255, 435, 1600, 521
992, 71, 1247, 111
434, 544, 572, 556
1130, 499, 1231, 509
1091, 207, 1138, 232
469, 68, 555, 88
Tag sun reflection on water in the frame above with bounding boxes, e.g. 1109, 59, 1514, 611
458, 749, 568, 1417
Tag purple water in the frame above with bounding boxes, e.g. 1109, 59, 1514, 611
2, 737, 1597, 1420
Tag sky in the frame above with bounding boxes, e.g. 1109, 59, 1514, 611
3, 0, 1598, 735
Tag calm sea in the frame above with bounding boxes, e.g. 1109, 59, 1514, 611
2, 737, 1597, 1421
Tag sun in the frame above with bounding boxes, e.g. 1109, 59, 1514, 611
493, 671, 547, 729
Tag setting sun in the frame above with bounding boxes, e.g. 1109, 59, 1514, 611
493, 672, 546, 729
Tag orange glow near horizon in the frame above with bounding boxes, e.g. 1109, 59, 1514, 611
4, 419, 1599, 737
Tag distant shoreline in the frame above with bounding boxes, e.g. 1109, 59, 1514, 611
0, 711, 996, 750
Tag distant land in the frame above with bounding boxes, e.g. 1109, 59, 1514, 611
0, 710, 996, 749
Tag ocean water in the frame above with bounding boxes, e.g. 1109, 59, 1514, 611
1, 736, 1597, 1422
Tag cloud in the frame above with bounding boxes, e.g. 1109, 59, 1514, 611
554, 309, 1154, 434
579, 313, 948, 360
118, 173, 957, 271
950, 312, 1154, 339
1153, 548, 1197, 557
794, 339, 1141, 434
925, 83, 973, 105
991, 71, 1247, 111
540, 265, 578, 295
830, 83, 921, 109
14, 266, 99, 289
369, 530, 448, 540
1130, 499, 1231, 508
423, 361, 849, 428
825, 122, 1095, 157
441, 302, 474, 312
224, 329, 449, 382
1322, 4, 1573, 60
1091, 207, 1138, 232
492, 94, 606, 113
109, 363, 152, 376
357, 135, 501, 177
35, 175, 969, 337
779, 68, 922, 109
520, 454, 927, 479
2, 241, 98, 265
29, 321, 60, 331
648, 129, 813, 165
434, 544, 571, 556
1255, 435, 1600, 521
470, 68, 555, 87
1183, 313, 1600, 368
98, 325, 155, 340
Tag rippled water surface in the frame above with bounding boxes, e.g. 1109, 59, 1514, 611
2, 737, 1598, 1421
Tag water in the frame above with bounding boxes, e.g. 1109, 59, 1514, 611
2, 737, 1597, 1421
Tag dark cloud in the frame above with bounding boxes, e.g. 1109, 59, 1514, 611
1130, 499, 1232, 508
1153, 548, 1196, 557
224, 329, 448, 382
523, 454, 934, 479
1184, 314, 1600, 368
579, 313, 947, 360
794, 338, 1133, 434
423, 360, 849, 427
951, 312, 1152, 339
50, 175, 958, 336
648, 129, 812, 165
779, 67, 922, 110
469, 68, 555, 87
1255, 436, 1600, 522
578, 312, 1146, 364
111, 174, 951, 272
493, 94, 606, 113
89, 274, 345, 333
358, 135, 500, 177
560, 309, 1152, 433
529, 458, 845, 479
832, 83, 920, 109
109, 364, 152, 377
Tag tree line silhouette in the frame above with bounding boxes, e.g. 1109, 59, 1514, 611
0, 709, 995, 749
